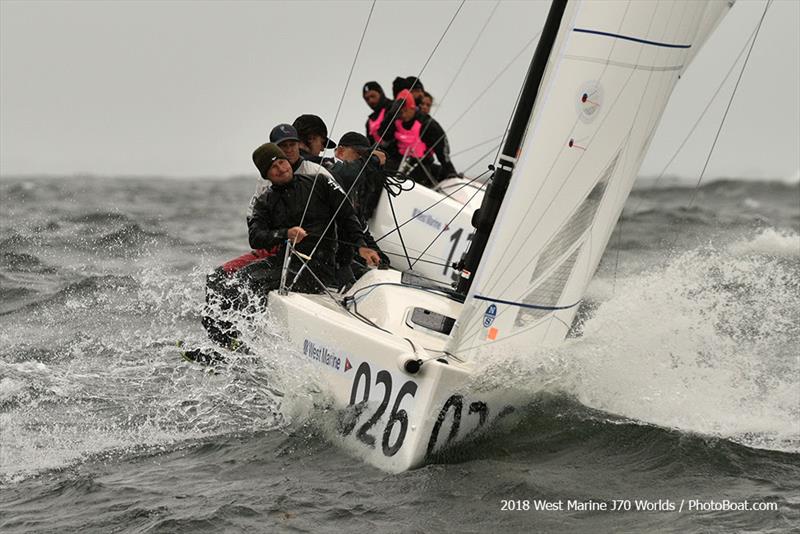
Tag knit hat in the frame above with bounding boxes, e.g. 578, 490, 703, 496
338, 131, 371, 151
252, 143, 288, 179
292, 114, 336, 149
392, 76, 411, 98
269, 123, 300, 145
405, 76, 424, 91
362, 81, 384, 95
396, 89, 416, 111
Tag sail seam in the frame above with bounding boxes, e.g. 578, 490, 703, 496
563, 55, 683, 72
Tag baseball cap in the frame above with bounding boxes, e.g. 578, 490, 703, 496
269, 123, 300, 144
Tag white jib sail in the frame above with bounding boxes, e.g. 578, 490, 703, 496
447, 0, 733, 360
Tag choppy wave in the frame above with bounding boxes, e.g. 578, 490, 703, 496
65, 211, 134, 225
91, 223, 172, 250
0, 252, 57, 273
727, 228, 800, 257
0, 177, 797, 533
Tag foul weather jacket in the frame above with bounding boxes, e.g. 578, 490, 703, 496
248, 173, 367, 286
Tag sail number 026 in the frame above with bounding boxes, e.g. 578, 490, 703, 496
340, 362, 417, 457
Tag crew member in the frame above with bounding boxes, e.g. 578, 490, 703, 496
363, 81, 398, 152
326, 131, 387, 220
247, 123, 338, 220
292, 114, 337, 164
248, 143, 381, 289
202, 144, 380, 350
389, 89, 457, 187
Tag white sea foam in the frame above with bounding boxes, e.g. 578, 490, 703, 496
728, 228, 800, 257
574, 245, 799, 452
0, 262, 315, 482
471, 242, 799, 453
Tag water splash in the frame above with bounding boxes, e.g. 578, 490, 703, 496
470, 231, 799, 453
0, 259, 326, 483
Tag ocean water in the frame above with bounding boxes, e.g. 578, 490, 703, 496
1, 175, 798, 533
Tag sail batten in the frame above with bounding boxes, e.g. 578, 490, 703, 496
446, 0, 733, 359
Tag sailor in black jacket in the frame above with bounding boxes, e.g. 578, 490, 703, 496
248, 143, 381, 289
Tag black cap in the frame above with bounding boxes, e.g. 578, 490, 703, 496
292, 114, 336, 149
269, 123, 300, 145
362, 81, 384, 95
406, 76, 424, 91
338, 131, 371, 151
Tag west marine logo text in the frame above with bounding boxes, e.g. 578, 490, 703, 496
412, 208, 446, 231
483, 304, 497, 328
303, 339, 343, 371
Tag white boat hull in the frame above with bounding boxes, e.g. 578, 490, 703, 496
369, 177, 484, 286
269, 270, 515, 472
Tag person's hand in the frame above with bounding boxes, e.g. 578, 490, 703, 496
373, 149, 387, 166
358, 247, 381, 267
287, 226, 307, 243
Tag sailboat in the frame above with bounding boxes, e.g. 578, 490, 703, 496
368, 173, 485, 285
268, 0, 735, 472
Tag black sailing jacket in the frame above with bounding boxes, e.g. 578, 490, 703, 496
248, 173, 367, 283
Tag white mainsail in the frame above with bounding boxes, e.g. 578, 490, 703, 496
447, 0, 733, 359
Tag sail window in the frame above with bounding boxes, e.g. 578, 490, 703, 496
515, 247, 581, 327
530, 151, 619, 284
406, 307, 456, 336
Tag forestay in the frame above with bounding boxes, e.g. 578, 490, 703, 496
447, 0, 732, 359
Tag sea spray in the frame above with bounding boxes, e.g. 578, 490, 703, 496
465, 236, 799, 453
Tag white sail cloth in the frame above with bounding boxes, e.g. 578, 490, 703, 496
447, 0, 732, 359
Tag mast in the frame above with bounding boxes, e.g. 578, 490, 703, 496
456, 0, 569, 295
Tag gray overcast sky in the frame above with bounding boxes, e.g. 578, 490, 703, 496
1, 0, 798, 181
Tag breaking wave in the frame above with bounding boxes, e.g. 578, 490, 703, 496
470, 233, 800, 454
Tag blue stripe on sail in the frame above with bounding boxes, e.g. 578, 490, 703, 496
573, 28, 692, 49
473, 294, 581, 311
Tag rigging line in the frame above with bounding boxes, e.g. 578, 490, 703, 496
417, 29, 544, 165
687, 0, 771, 210
388, 193, 414, 270
287, 150, 375, 291
286, 1, 376, 293
289, 0, 466, 290
609, 1, 680, 293
299, 233, 449, 268
461, 143, 503, 174
627, 15, 761, 220
289, 248, 344, 305
450, 134, 505, 158
409, 170, 486, 269
409, 0, 467, 91
374, 168, 491, 243
418, 0, 501, 143
437, 0, 500, 109
326, 0, 376, 145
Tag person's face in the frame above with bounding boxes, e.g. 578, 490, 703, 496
267, 158, 293, 184
306, 134, 325, 156
278, 140, 300, 164
400, 106, 416, 122
420, 95, 432, 115
363, 90, 382, 111
335, 146, 361, 162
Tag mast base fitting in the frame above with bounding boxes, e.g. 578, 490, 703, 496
404, 359, 423, 374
